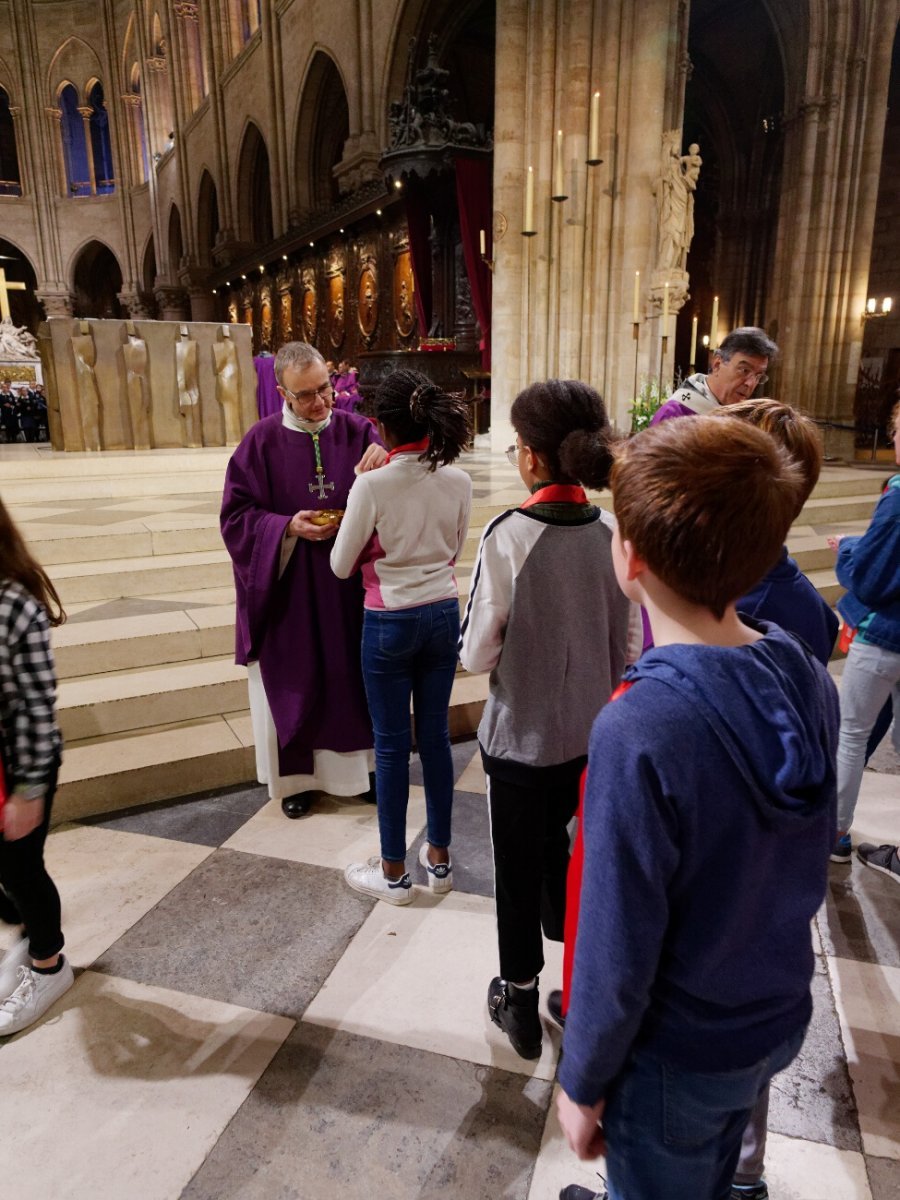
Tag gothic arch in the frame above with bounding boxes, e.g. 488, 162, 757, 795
0, 237, 40, 330
196, 169, 220, 266
235, 121, 273, 244
292, 50, 349, 212
167, 203, 184, 277
0, 55, 16, 102
70, 239, 124, 318
0, 85, 21, 196
47, 36, 103, 105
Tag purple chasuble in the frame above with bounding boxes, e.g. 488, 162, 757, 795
254, 356, 281, 419
221, 411, 381, 774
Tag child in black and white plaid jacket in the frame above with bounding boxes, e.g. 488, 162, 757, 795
0, 494, 74, 1036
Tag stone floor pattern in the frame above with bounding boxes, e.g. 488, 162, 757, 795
0, 728, 897, 1200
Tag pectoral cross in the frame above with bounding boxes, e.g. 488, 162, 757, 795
0, 268, 26, 322
309, 473, 335, 500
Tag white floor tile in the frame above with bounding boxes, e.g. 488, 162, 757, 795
0, 971, 292, 1200
302, 889, 564, 1079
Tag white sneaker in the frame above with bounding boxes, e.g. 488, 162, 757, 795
0, 958, 74, 1036
418, 842, 453, 894
344, 856, 413, 905
0, 936, 31, 998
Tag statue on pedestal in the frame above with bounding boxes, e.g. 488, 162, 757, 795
70, 322, 102, 451
654, 131, 702, 274
175, 326, 202, 447
212, 326, 242, 445
121, 322, 153, 450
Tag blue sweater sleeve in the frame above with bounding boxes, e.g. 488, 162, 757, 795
558, 692, 680, 1105
835, 485, 900, 609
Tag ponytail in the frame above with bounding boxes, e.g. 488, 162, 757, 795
375, 369, 470, 470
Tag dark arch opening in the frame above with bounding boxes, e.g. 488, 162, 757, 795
0, 237, 40, 331
72, 241, 123, 317
59, 83, 91, 197
88, 80, 115, 194
237, 123, 273, 244
0, 88, 21, 196
295, 53, 349, 211
197, 171, 220, 266
168, 204, 184, 277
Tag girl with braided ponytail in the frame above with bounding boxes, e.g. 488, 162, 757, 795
459, 379, 642, 1060
332, 369, 472, 904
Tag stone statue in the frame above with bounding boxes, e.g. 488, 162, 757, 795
175, 327, 202, 448
655, 131, 702, 273
0, 317, 39, 361
121, 322, 153, 450
212, 326, 242, 445
70, 322, 102, 451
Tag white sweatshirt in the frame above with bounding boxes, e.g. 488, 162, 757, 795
330, 452, 473, 610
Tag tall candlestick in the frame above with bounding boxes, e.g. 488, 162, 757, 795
690, 315, 698, 364
553, 129, 567, 200
588, 91, 601, 164
523, 165, 535, 234
633, 271, 640, 323
710, 295, 719, 350
479, 228, 486, 257
663, 281, 669, 323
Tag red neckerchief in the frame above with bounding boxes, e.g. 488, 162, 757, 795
386, 437, 429, 462
519, 483, 588, 508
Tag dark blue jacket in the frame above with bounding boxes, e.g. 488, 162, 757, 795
559, 624, 838, 1106
835, 476, 900, 654
739, 547, 838, 667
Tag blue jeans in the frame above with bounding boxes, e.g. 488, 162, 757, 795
361, 599, 460, 863
603, 1027, 806, 1200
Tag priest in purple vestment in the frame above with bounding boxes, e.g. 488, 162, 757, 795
333, 360, 361, 413
221, 341, 387, 819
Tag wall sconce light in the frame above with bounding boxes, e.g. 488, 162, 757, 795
702, 334, 710, 348
862, 296, 893, 322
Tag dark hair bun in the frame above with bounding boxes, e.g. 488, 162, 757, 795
558, 427, 616, 490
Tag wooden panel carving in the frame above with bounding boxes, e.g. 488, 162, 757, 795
358, 257, 378, 347
393, 249, 415, 339
301, 268, 317, 343
327, 274, 345, 349
259, 282, 273, 352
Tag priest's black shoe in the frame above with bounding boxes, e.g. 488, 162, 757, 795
281, 793, 313, 819
487, 976, 542, 1059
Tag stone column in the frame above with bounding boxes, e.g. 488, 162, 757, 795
491, 0, 679, 446
155, 285, 190, 320
45, 107, 67, 196
36, 289, 74, 317
77, 107, 98, 195
118, 289, 155, 319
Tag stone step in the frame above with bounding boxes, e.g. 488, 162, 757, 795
50, 549, 234, 603
4, 473, 229, 502
0, 448, 232, 479
796, 494, 883, 526
57, 656, 248, 741
52, 608, 233, 679
53, 668, 490, 823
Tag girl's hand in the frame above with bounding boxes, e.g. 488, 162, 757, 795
3, 794, 44, 841
826, 535, 845, 552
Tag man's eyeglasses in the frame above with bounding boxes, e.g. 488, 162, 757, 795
732, 364, 768, 387
505, 443, 520, 467
280, 381, 334, 403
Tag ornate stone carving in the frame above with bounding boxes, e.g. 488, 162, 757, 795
70, 322, 102, 451
146, 56, 167, 73
0, 318, 39, 361
174, 2, 199, 19
654, 131, 701, 274
212, 327, 242, 445
301, 268, 317, 343
175, 327, 202, 448
121, 323, 153, 450
259, 282, 273, 352
328, 276, 345, 349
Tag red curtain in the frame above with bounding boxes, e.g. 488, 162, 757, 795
404, 176, 432, 336
454, 155, 492, 369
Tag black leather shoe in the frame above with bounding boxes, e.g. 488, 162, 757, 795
281, 793, 313, 819
362, 771, 377, 804
559, 1186, 607, 1200
487, 976, 542, 1059
547, 988, 566, 1030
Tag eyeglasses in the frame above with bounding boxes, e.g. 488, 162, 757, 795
280, 381, 334, 404
505, 443, 520, 467
731, 364, 769, 387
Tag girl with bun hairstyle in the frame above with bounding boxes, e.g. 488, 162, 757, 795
459, 379, 641, 1060
332, 370, 472, 905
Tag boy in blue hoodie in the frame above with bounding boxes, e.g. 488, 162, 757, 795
556, 417, 839, 1200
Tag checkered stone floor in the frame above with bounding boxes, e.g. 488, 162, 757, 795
0, 732, 897, 1200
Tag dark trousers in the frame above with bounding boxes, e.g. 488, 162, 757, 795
486, 756, 583, 982
0, 758, 64, 960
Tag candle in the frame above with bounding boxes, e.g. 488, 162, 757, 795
524, 165, 535, 232
553, 129, 566, 199
690, 315, 698, 364
663, 281, 669, 324
710, 295, 719, 349
588, 91, 601, 162
633, 271, 640, 323
479, 228, 486, 257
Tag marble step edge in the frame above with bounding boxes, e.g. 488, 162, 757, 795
53, 674, 489, 822
0, 447, 234, 479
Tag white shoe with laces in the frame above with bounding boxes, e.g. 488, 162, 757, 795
0, 958, 74, 1036
344, 856, 412, 905
0, 936, 31, 998
418, 842, 453, 894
